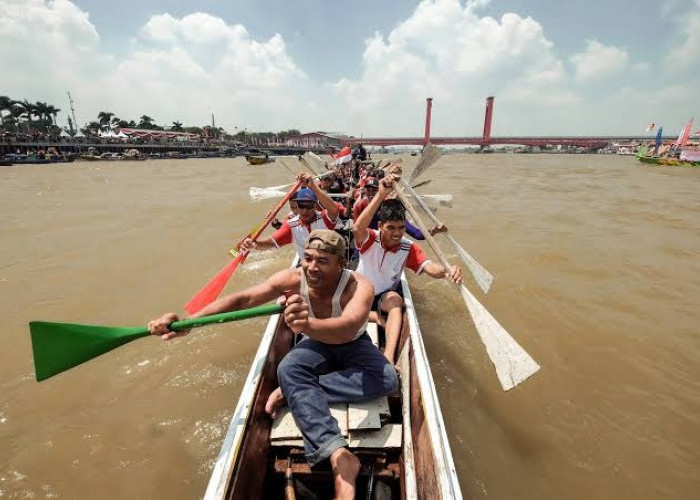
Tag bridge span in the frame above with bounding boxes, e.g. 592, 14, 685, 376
341, 136, 650, 149
340, 97, 653, 149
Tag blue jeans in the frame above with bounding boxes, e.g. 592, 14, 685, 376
277, 333, 399, 466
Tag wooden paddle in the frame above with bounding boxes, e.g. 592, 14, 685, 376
408, 143, 441, 184
184, 181, 302, 314
30, 303, 283, 381
393, 184, 540, 391
249, 170, 336, 200
411, 178, 432, 189
399, 179, 493, 293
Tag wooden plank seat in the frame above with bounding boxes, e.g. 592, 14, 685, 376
270, 322, 400, 449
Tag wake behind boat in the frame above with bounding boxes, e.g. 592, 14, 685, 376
204, 262, 462, 499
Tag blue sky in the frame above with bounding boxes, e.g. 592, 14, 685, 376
2, 0, 699, 136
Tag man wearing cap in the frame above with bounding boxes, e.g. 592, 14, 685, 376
353, 174, 462, 364
241, 173, 341, 259
148, 229, 396, 500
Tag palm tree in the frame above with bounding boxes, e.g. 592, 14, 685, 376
97, 111, 114, 131
171, 121, 183, 131
0, 95, 12, 128
138, 115, 155, 129
46, 104, 61, 125
81, 121, 102, 136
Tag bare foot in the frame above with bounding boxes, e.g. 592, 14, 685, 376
265, 387, 286, 419
329, 447, 360, 500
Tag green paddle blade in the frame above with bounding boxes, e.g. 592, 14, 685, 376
30, 303, 283, 382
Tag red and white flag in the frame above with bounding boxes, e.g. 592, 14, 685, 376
645, 123, 655, 132
333, 146, 353, 166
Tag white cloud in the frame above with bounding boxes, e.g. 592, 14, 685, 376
0, 1, 311, 131
570, 40, 630, 82
665, 0, 700, 71
331, 0, 576, 134
0, 0, 695, 135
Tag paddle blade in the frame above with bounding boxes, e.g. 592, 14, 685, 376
184, 253, 246, 315
448, 234, 493, 294
409, 143, 442, 183
30, 321, 148, 381
459, 284, 540, 390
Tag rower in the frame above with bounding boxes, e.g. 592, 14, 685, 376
352, 177, 446, 241
352, 174, 462, 364
241, 173, 341, 260
148, 230, 397, 500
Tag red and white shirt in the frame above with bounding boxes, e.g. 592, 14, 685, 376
271, 210, 340, 258
356, 229, 430, 295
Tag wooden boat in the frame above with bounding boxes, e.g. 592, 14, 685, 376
637, 155, 700, 167
204, 264, 462, 499
246, 154, 275, 165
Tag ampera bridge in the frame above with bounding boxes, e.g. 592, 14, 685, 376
340, 97, 658, 149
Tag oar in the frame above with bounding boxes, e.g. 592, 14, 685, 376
249, 171, 336, 200
394, 185, 540, 391
400, 179, 493, 293
307, 152, 331, 172
184, 181, 302, 314
411, 178, 432, 189
408, 143, 441, 184
30, 303, 283, 382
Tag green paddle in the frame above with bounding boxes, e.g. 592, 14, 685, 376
30, 303, 283, 382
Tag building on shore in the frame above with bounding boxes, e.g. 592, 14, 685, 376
284, 132, 345, 149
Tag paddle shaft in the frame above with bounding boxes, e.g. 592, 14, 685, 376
170, 303, 283, 332
399, 179, 493, 293
393, 187, 454, 273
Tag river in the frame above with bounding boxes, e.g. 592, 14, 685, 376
1, 154, 698, 498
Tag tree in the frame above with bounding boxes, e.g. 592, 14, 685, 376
0, 95, 12, 127
64, 117, 77, 137
46, 104, 60, 125
138, 115, 155, 129
97, 111, 114, 131
81, 121, 102, 137
171, 121, 183, 131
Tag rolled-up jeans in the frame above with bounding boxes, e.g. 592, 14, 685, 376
277, 333, 399, 466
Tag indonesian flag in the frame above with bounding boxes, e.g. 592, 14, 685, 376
645, 123, 655, 132
333, 146, 353, 166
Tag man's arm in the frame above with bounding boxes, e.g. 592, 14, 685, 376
420, 262, 463, 284
301, 173, 339, 221
352, 175, 395, 246
148, 269, 297, 338
284, 273, 374, 344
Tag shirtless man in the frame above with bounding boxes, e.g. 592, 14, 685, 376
148, 230, 397, 499
353, 174, 462, 364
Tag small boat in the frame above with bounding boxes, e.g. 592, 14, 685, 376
205, 263, 462, 499
637, 155, 700, 167
246, 154, 275, 165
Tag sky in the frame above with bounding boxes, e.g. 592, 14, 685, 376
1, 0, 699, 137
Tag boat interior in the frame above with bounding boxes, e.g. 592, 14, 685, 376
222, 305, 443, 499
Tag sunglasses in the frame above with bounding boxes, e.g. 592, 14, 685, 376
297, 202, 316, 210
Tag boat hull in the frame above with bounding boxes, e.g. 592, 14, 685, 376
246, 155, 274, 165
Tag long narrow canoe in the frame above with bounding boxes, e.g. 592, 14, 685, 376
204, 264, 462, 499
637, 155, 700, 167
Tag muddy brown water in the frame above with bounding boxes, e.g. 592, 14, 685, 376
1, 155, 698, 498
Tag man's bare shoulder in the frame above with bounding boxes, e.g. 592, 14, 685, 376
268, 267, 302, 291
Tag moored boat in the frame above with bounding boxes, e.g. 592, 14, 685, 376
204, 263, 462, 499
246, 153, 275, 165
637, 155, 700, 167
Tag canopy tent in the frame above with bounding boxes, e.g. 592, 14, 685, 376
118, 128, 200, 141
